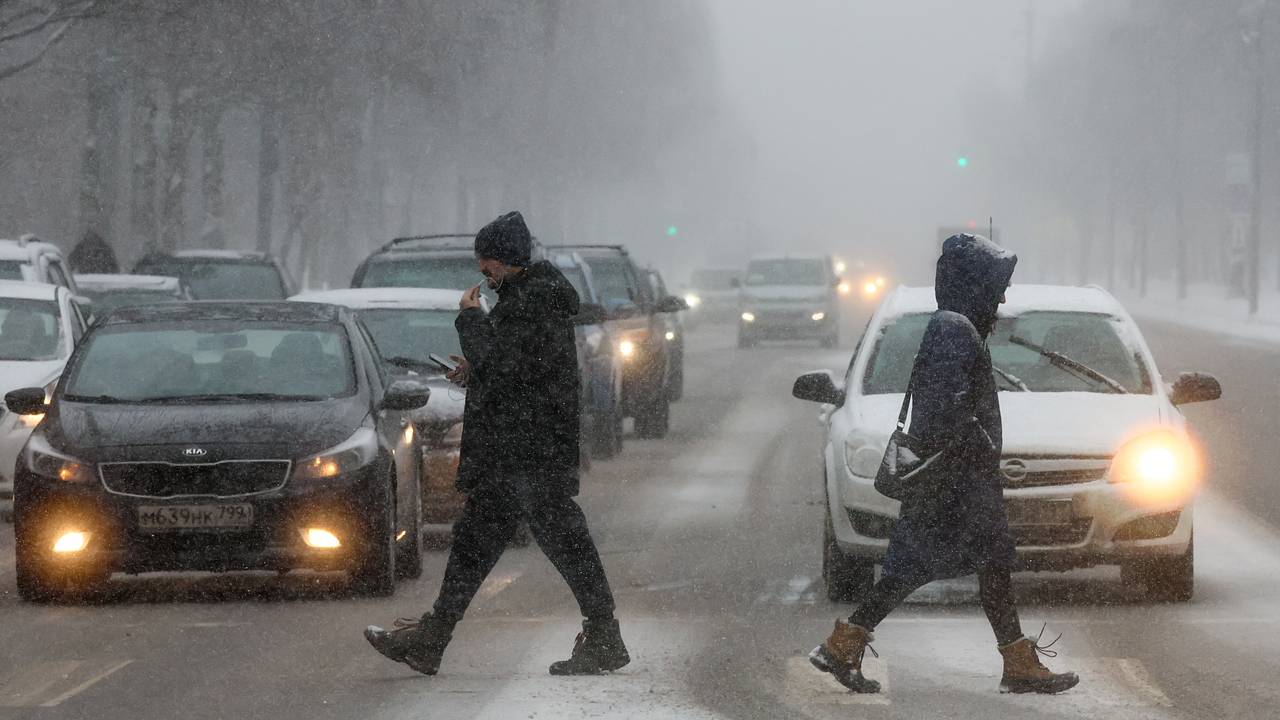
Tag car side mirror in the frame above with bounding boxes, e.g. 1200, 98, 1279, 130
657, 295, 688, 313
792, 371, 845, 406
5, 387, 47, 416
574, 303, 608, 326
380, 380, 431, 411
1170, 372, 1221, 406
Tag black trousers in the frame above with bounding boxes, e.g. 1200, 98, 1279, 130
848, 565, 1023, 647
431, 476, 616, 623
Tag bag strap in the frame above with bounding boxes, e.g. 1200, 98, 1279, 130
896, 355, 923, 430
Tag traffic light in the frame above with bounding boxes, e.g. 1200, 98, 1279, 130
956, 156, 969, 168
666, 225, 679, 237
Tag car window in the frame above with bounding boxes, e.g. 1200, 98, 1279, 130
0, 260, 23, 280
0, 297, 65, 361
862, 311, 1154, 395
358, 256, 479, 290
64, 322, 355, 401
583, 255, 640, 310
559, 267, 591, 303
745, 259, 827, 287
69, 298, 86, 343
351, 320, 386, 396
357, 308, 461, 374
135, 260, 286, 300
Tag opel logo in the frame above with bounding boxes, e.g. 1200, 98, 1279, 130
182, 447, 208, 458
1001, 459, 1028, 483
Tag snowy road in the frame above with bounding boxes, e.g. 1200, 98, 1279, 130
0, 324, 1277, 719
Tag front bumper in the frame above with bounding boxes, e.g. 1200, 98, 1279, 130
739, 309, 835, 339
831, 473, 1194, 572
12, 466, 383, 575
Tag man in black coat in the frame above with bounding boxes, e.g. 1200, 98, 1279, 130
364, 212, 627, 677
808, 234, 1079, 695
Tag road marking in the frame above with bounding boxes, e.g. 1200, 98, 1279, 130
474, 571, 520, 602
0, 661, 81, 707
38, 660, 133, 707
1116, 658, 1173, 707
782, 656, 890, 706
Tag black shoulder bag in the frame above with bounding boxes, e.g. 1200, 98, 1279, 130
873, 362, 947, 502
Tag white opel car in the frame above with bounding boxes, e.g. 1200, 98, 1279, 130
793, 285, 1221, 602
0, 281, 88, 518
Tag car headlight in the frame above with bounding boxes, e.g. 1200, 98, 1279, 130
25, 432, 95, 484
1108, 429, 1201, 505
811, 312, 826, 322
684, 294, 702, 309
618, 339, 636, 358
292, 427, 379, 481
844, 431, 885, 479
741, 311, 756, 323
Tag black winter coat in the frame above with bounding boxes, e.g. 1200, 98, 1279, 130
881, 234, 1019, 584
454, 260, 582, 495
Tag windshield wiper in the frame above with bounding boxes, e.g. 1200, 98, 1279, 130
385, 356, 445, 373
1007, 336, 1128, 394
62, 393, 128, 403
134, 393, 329, 403
991, 364, 1029, 392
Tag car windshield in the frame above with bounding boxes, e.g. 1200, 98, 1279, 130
0, 297, 64, 361
745, 259, 826, 286
359, 257, 479, 290
0, 260, 24, 281
581, 256, 636, 309
558, 266, 592, 303
80, 289, 181, 312
356, 308, 461, 373
863, 311, 1153, 395
63, 322, 355, 402
691, 269, 740, 290
135, 261, 285, 300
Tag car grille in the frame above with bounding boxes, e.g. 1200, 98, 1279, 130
755, 309, 814, 323
999, 456, 1110, 489
1011, 519, 1092, 547
100, 461, 291, 498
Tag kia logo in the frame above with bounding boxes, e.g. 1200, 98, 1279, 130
1001, 459, 1028, 483
182, 447, 208, 458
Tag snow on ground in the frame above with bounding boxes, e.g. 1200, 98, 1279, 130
1114, 278, 1280, 346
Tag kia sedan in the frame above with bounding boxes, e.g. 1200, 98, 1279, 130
4, 302, 429, 601
793, 285, 1221, 602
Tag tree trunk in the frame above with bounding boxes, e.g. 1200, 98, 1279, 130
130, 77, 160, 255
256, 101, 280, 254
79, 62, 116, 237
200, 108, 225, 248
160, 85, 196, 253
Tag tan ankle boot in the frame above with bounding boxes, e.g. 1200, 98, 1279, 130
808, 620, 880, 693
998, 631, 1080, 694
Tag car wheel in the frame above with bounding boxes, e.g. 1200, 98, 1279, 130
354, 476, 397, 597
1126, 534, 1194, 602
395, 463, 424, 581
634, 389, 670, 439
668, 355, 685, 402
823, 512, 874, 602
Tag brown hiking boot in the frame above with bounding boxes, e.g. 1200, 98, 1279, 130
998, 627, 1080, 694
808, 620, 880, 693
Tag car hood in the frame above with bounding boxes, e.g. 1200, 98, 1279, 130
45, 396, 369, 459
0, 359, 65, 395
852, 392, 1171, 457
742, 286, 828, 303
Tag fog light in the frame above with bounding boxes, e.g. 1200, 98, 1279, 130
863, 282, 878, 296
837, 282, 852, 295
618, 340, 636, 358
302, 528, 341, 548
741, 312, 756, 323
53, 531, 89, 554
811, 312, 826, 322
664, 331, 675, 341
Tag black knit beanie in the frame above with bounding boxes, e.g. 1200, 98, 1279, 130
474, 211, 532, 267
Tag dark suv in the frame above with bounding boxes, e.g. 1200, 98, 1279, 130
549, 246, 686, 438
133, 250, 295, 300
351, 235, 545, 294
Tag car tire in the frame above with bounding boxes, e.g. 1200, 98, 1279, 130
591, 408, 624, 459
668, 355, 685, 402
634, 389, 670, 439
1126, 534, 1194, 602
395, 463, 424, 581
823, 512, 874, 602
353, 476, 397, 597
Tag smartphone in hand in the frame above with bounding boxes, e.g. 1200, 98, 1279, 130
429, 353, 458, 372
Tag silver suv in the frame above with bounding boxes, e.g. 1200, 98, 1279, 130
738, 255, 842, 348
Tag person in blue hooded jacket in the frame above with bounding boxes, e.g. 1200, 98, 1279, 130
809, 234, 1079, 695
364, 212, 627, 678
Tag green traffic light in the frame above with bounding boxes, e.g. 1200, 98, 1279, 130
666, 226, 679, 237
956, 156, 969, 168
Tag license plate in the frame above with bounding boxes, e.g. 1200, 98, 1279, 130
1005, 499, 1074, 526
137, 504, 254, 531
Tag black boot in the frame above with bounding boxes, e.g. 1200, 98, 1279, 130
548, 618, 630, 676
364, 614, 455, 676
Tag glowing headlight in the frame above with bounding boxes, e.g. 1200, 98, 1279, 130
53, 531, 90, 554
838, 282, 852, 296
835, 261, 847, 273
741, 312, 756, 323
1109, 429, 1201, 505
25, 433, 94, 483
875, 277, 886, 288
863, 282, 878, 296
618, 339, 637, 357
293, 427, 379, 482
684, 294, 702, 309
812, 312, 826, 322
665, 331, 676, 341
844, 432, 885, 479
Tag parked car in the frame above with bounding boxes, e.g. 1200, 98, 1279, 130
73, 274, 191, 312
0, 235, 81, 296
351, 234, 545, 299
551, 252, 625, 458
682, 267, 742, 325
738, 254, 842, 348
549, 245, 686, 439
0, 281, 89, 520
132, 250, 295, 300
4, 301, 430, 601
646, 267, 685, 402
793, 284, 1221, 602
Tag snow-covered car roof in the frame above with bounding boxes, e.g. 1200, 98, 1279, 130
73, 274, 182, 292
0, 237, 61, 261
881, 284, 1127, 318
169, 249, 270, 261
290, 287, 470, 312
0, 279, 61, 301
